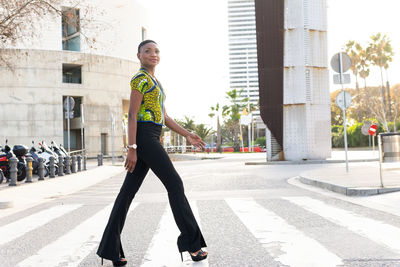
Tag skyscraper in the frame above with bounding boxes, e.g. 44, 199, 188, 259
227, 0, 259, 110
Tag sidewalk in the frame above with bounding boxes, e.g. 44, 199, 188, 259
294, 149, 400, 196
0, 161, 125, 218
299, 162, 400, 196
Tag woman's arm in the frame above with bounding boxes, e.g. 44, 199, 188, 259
164, 107, 206, 150
125, 90, 143, 172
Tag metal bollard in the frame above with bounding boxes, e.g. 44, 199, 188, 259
71, 155, 77, 173
83, 155, 87, 171
25, 157, 33, 183
97, 154, 102, 166
58, 156, 64, 176
9, 157, 18, 186
77, 155, 82, 172
49, 156, 55, 178
38, 157, 44, 180
65, 155, 71, 174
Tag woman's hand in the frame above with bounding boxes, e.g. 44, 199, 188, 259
124, 149, 137, 173
186, 132, 206, 150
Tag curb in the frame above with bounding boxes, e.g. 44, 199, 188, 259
299, 176, 400, 196
245, 158, 379, 165
0, 201, 13, 209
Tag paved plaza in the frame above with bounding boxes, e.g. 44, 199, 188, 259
1, 152, 400, 266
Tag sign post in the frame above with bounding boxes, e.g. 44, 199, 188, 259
63, 96, 75, 152
331, 52, 352, 172
368, 124, 378, 155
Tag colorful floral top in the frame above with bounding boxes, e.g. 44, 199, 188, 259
130, 68, 165, 126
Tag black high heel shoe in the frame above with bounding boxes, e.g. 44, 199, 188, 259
100, 257, 127, 266
180, 250, 208, 262
112, 258, 127, 266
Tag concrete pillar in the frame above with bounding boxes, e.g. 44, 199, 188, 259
58, 156, 64, 176
25, 157, 33, 183
38, 158, 44, 180
77, 155, 82, 172
71, 155, 77, 173
65, 156, 71, 174
9, 157, 18, 186
49, 156, 56, 178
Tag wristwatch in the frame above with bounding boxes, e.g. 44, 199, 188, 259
128, 144, 137, 149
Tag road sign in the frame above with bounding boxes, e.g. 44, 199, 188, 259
361, 121, 372, 136
369, 124, 378, 136
336, 91, 352, 110
330, 52, 352, 73
63, 96, 75, 112
240, 114, 252, 125
64, 111, 74, 119
333, 73, 351, 84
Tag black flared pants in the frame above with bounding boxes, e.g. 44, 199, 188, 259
97, 122, 207, 261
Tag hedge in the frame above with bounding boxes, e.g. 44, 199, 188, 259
332, 121, 400, 148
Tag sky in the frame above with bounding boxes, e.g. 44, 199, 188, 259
138, 0, 400, 126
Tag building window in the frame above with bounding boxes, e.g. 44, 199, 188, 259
142, 27, 147, 41
63, 64, 82, 84
62, 7, 80, 51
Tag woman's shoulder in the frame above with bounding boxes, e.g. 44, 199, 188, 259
131, 69, 149, 83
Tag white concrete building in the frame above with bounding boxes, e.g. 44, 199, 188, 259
0, 0, 149, 157
283, 0, 331, 160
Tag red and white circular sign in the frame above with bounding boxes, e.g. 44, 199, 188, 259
368, 124, 377, 136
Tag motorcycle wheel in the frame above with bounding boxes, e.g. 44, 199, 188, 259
0, 171, 4, 184
17, 163, 26, 181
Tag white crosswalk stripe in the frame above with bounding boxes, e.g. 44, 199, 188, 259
285, 196, 400, 254
0, 204, 82, 246
5, 196, 400, 266
225, 198, 343, 267
141, 201, 208, 267
16, 202, 139, 267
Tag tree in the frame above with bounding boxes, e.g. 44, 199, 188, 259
222, 89, 248, 152
345, 40, 361, 91
208, 104, 222, 152
368, 33, 394, 120
0, 0, 99, 68
194, 124, 212, 141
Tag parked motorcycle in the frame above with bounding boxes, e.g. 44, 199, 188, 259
12, 144, 28, 181
0, 139, 27, 182
28, 141, 50, 177
0, 140, 26, 182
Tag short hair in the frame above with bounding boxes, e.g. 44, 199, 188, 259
138, 40, 157, 53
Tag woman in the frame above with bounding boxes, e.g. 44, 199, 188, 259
97, 40, 208, 266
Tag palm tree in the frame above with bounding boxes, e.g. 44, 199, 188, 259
181, 116, 196, 132
345, 40, 361, 92
368, 33, 394, 122
222, 89, 248, 152
357, 43, 370, 90
208, 103, 222, 153
194, 124, 212, 141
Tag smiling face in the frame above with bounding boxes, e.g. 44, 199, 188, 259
137, 42, 160, 69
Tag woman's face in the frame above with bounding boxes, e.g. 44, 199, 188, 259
137, 42, 160, 68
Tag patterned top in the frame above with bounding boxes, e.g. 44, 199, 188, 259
130, 68, 166, 126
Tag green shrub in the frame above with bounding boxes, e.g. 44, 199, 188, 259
255, 136, 266, 146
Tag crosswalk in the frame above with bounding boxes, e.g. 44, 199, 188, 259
1, 196, 400, 266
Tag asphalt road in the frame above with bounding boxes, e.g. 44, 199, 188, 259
1, 154, 400, 266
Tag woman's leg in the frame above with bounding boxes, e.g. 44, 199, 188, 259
139, 137, 207, 253
97, 157, 149, 261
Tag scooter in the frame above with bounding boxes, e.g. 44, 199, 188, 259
50, 141, 68, 157
0, 140, 26, 182
38, 141, 59, 170
12, 143, 28, 181
28, 141, 50, 177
